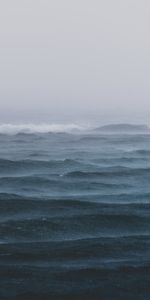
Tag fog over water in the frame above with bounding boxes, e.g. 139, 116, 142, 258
0, 0, 150, 124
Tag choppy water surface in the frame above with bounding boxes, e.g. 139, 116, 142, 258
0, 126, 150, 299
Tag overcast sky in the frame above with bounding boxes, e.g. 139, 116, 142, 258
0, 0, 150, 124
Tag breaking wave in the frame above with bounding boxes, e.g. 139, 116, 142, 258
0, 123, 90, 135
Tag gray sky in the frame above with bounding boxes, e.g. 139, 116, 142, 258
0, 0, 150, 123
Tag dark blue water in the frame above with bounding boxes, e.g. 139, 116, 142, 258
0, 129, 150, 299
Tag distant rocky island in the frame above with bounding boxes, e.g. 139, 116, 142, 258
94, 124, 150, 133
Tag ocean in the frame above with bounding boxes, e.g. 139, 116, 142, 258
0, 124, 150, 299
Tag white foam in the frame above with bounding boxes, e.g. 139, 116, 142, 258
0, 123, 90, 135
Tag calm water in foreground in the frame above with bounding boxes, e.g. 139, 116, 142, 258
0, 128, 150, 299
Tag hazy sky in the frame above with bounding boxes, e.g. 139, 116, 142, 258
0, 0, 150, 123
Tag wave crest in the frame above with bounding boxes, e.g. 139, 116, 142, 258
0, 123, 89, 135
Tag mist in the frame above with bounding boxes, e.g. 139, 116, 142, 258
0, 0, 150, 124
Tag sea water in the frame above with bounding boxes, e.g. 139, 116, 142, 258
0, 124, 150, 299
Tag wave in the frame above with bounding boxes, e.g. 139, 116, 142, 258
0, 181, 133, 202
129, 149, 150, 156
0, 213, 149, 244
1, 123, 149, 135
1, 158, 150, 176
94, 123, 150, 132
1, 192, 150, 206
0, 158, 84, 174
0, 123, 90, 135
64, 166, 150, 178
